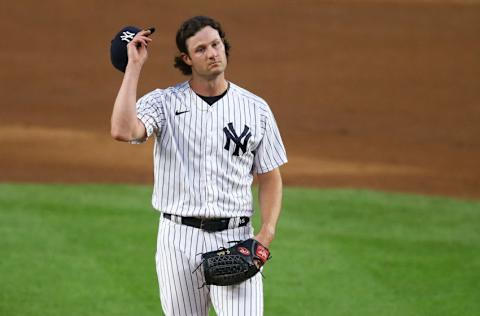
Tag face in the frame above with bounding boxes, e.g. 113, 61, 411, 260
182, 26, 228, 79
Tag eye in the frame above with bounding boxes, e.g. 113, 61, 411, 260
196, 47, 205, 53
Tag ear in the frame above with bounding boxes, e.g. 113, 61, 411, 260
181, 53, 192, 66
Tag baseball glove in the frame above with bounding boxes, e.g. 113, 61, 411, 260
198, 238, 271, 286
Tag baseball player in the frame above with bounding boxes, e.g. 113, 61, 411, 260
111, 16, 287, 315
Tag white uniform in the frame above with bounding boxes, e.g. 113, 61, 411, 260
133, 81, 287, 316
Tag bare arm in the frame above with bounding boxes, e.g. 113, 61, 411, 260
254, 168, 283, 248
110, 30, 152, 142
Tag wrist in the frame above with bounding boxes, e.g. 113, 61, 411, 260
260, 224, 276, 238
255, 226, 276, 248
125, 61, 143, 75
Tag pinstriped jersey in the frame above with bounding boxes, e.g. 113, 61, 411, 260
133, 81, 287, 218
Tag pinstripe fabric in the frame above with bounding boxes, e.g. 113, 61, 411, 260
156, 217, 263, 316
135, 80, 285, 315
133, 81, 287, 218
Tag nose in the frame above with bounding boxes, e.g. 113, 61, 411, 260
206, 45, 218, 59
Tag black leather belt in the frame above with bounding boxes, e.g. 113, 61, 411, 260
163, 213, 249, 232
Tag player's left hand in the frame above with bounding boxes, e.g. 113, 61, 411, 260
253, 229, 275, 267
200, 238, 271, 286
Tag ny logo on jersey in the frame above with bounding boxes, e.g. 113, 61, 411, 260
120, 31, 136, 43
223, 123, 252, 156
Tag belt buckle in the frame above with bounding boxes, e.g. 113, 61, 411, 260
199, 218, 205, 230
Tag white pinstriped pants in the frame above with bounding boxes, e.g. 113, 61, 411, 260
155, 216, 264, 316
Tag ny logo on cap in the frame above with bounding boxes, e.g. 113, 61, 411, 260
120, 31, 135, 43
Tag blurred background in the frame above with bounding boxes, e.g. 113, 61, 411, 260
1, 0, 479, 198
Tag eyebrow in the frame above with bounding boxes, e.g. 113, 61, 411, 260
193, 39, 221, 50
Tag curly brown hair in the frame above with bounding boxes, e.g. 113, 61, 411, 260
174, 16, 231, 75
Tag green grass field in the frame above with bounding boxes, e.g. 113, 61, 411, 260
1, 184, 479, 316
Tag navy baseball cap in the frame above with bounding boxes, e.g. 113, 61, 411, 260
110, 26, 141, 72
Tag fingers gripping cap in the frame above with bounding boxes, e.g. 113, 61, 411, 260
110, 26, 141, 72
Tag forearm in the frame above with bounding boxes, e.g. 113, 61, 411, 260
255, 168, 283, 247
110, 64, 145, 141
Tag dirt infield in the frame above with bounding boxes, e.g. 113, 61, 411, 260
1, 1, 479, 199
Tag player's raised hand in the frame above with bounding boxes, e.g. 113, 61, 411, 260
126, 29, 153, 68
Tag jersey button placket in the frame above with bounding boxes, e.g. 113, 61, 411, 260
205, 107, 215, 213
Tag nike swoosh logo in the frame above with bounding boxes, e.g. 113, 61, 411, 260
175, 110, 190, 116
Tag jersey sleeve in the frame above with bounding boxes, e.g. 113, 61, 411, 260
253, 106, 288, 174
130, 89, 166, 144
